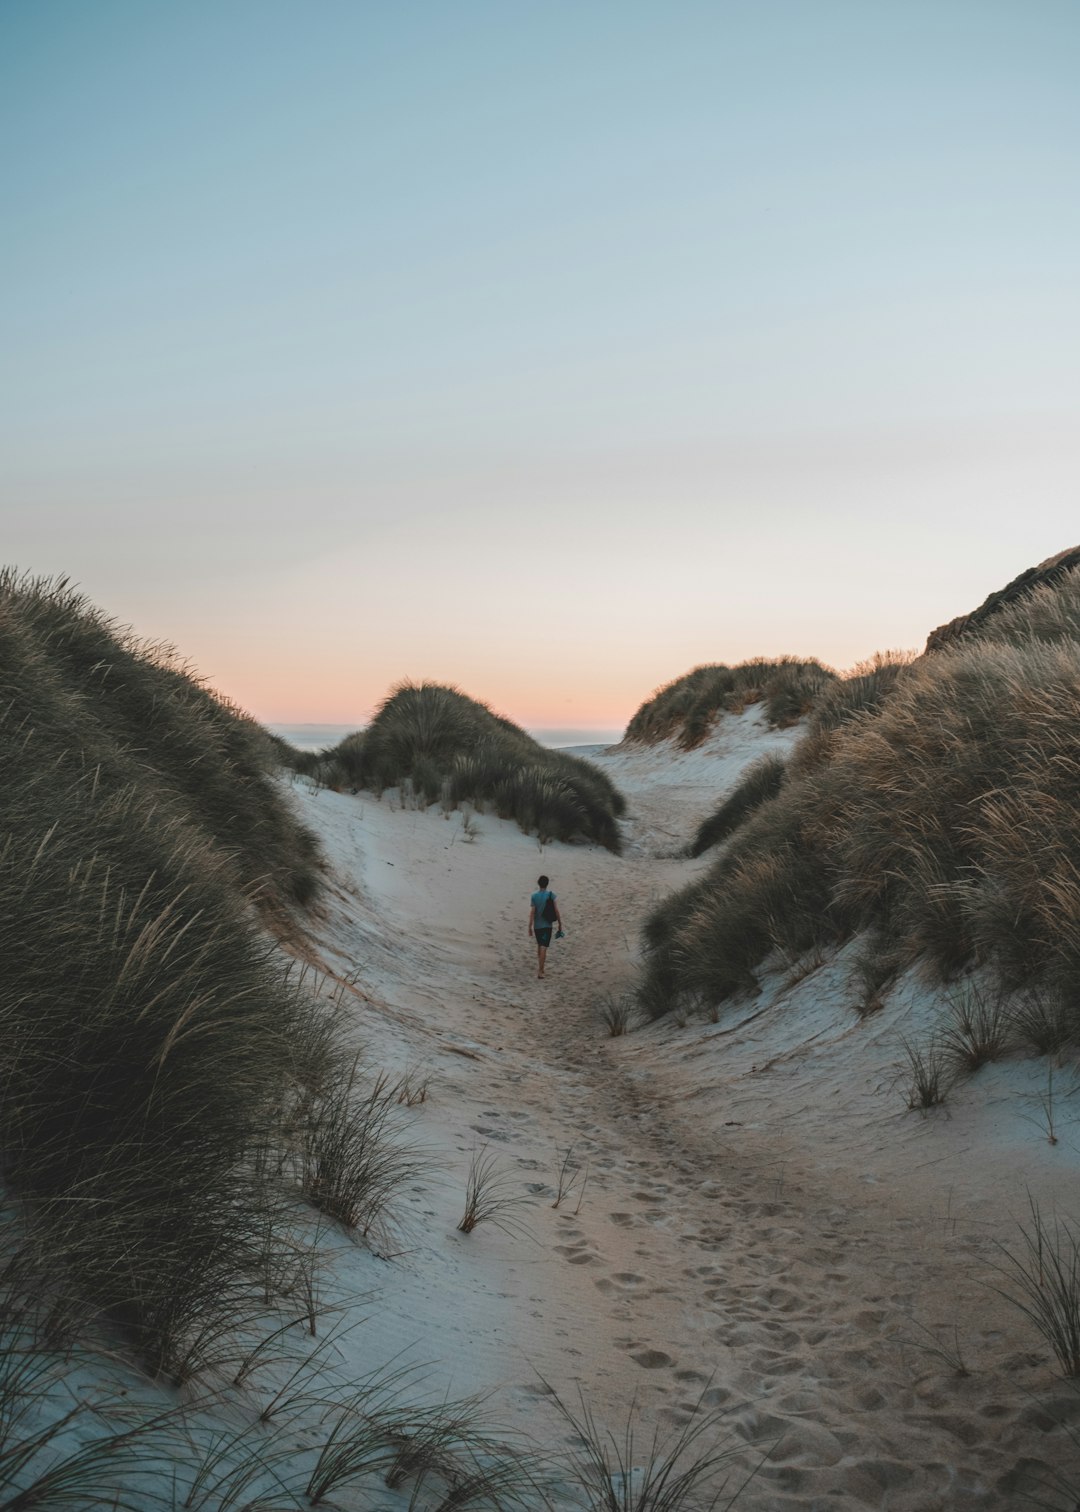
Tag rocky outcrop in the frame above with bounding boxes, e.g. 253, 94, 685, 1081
924, 546, 1080, 653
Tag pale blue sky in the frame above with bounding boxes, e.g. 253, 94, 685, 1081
3, 1, 1078, 725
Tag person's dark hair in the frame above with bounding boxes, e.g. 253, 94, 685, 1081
537, 875, 549, 888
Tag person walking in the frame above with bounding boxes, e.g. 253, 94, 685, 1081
528, 874, 563, 979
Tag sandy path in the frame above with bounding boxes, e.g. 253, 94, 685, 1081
480, 858, 1067, 1509
292, 725, 1078, 1510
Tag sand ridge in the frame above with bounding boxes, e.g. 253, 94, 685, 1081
288, 707, 1080, 1510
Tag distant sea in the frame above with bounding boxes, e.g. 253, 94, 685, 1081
267, 723, 623, 753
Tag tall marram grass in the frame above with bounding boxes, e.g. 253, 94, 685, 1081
291, 681, 626, 852
641, 569, 1080, 1023
689, 755, 787, 858
0, 572, 376, 1378
625, 658, 837, 749
0, 570, 321, 913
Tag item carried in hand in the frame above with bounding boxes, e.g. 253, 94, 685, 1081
555, 928, 565, 940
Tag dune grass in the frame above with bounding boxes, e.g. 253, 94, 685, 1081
993, 1200, 1080, 1379
1, 570, 321, 914
0, 572, 413, 1381
548, 1378, 754, 1511
689, 755, 787, 858
290, 681, 626, 852
641, 569, 1080, 1026
625, 658, 837, 749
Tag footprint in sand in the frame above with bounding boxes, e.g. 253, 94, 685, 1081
613, 1337, 675, 1370
554, 1243, 600, 1266
630, 1348, 674, 1369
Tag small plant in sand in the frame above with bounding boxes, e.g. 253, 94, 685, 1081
457, 1146, 532, 1238
598, 992, 637, 1037
547, 1377, 757, 1510
393, 1063, 433, 1107
992, 1199, 1080, 1378
849, 937, 902, 1017
783, 942, 827, 987
551, 1143, 590, 1213
899, 1315, 971, 1378
1019, 1060, 1069, 1148
900, 1035, 955, 1110
939, 981, 1012, 1073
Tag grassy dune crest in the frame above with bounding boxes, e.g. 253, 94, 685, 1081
643, 570, 1080, 1023
685, 654, 912, 859
0, 573, 344, 1375
295, 681, 626, 852
625, 657, 838, 749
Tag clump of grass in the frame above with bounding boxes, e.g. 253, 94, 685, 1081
899, 1315, 971, 1378
992, 1200, 1080, 1378
457, 1147, 531, 1238
782, 943, 827, 987
1033, 1062, 1062, 1146
1013, 988, 1076, 1057
626, 658, 837, 748
548, 1378, 755, 1510
939, 981, 1012, 1072
394, 1064, 433, 1106
689, 755, 787, 857
901, 1036, 955, 1110
551, 1145, 588, 1212
299, 1061, 423, 1246
598, 992, 637, 1037
286, 682, 625, 852
849, 935, 903, 1017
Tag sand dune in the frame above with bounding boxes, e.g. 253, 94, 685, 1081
280, 704, 1079, 1509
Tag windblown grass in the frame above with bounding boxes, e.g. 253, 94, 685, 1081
0, 572, 413, 1380
289, 681, 625, 852
299, 1063, 423, 1246
689, 755, 787, 858
641, 566, 1080, 1025
548, 1378, 754, 1510
626, 658, 837, 749
993, 1200, 1080, 1379
1, 570, 321, 914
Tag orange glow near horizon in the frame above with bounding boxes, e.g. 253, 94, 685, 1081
194, 622, 919, 734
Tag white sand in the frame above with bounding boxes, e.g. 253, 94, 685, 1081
16, 706, 1080, 1508
275, 704, 1080, 1509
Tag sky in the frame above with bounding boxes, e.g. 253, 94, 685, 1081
3, 1, 1079, 731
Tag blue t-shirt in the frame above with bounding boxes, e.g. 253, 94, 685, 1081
531, 889, 556, 925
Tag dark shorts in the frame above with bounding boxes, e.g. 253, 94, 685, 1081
534, 926, 553, 948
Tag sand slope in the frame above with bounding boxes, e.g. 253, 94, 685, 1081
285, 706, 1080, 1510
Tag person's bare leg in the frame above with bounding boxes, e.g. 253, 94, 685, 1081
537, 943, 548, 978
